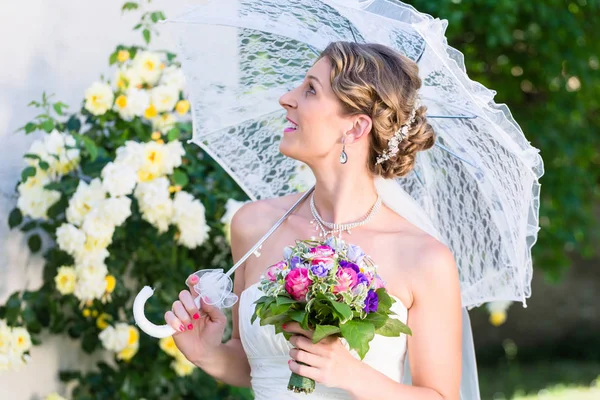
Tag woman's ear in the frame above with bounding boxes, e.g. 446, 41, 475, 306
345, 114, 372, 144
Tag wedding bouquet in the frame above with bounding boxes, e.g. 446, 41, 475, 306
252, 237, 411, 394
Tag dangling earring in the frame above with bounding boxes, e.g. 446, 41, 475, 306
339, 135, 348, 164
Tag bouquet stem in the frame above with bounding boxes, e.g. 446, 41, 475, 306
287, 361, 315, 394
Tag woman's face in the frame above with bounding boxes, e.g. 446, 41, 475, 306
278, 57, 356, 166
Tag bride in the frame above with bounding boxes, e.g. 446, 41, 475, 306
165, 41, 464, 399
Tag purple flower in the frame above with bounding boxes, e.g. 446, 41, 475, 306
363, 290, 379, 313
290, 256, 302, 269
356, 272, 369, 286
310, 263, 330, 278
347, 244, 366, 265
339, 260, 360, 274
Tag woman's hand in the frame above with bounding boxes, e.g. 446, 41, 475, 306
164, 274, 228, 365
283, 322, 363, 391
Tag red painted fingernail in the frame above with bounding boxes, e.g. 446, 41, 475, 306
179, 324, 185, 332
288, 359, 292, 365
193, 313, 200, 320
282, 323, 287, 329
190, 275, 199, 283
187, 324, 193, 330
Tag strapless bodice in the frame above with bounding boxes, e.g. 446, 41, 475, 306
238, 282, 409, 399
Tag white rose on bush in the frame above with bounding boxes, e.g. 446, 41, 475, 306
113, 88, 150, 121
115, 140, 144, 171
66, 178, 106, 226
82, 208, 116, 243
160, 65, 186, 92
172, 191, 210, 249
101, 162, 138, 197
134, 177, 173, 232
84, 82, 114, 116
98, 197, 132, 227
151, 85, 179, 113
152, 113, 177, 134
56, 223, 86, 256
99, 322, 130, 352
42, 130, 80, 175
17, 184, 61, 220
74, 261, 108, 302
132, 51, 162, 86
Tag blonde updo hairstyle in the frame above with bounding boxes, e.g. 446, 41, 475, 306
317, 41, 435, 178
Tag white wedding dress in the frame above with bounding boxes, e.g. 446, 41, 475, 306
239, 280, 409, 399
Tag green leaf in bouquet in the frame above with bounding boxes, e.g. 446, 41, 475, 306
38, 160, 50, 170
313, 324, 340, 343
41, 120, 54, 133
340, 319, 375, 360
28, 234, 42, 253
375, 288, 393, 313
260, 312, 288, 326
275, 295, 297, 306
363, 311, 387, 330
330, 300, 353, 323
21, 166, 37, 182
375, 317, 412, 337
8, 208, 23, 229
289, 310, 309, 330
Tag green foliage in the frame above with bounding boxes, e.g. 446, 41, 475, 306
410, 0, 600, 280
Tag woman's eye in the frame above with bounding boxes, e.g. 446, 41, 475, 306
305, 84, 316, 95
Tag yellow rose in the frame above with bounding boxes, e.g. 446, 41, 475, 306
115, 94, 128, 109
84, 82, 115, 116
45, 393, 67, 400
82, 308, 91, 318
144, 104, 158, 119
175, 100, 190, 115
96, 313, 112, 330
489, 311, 507, 327
117, 342, 138, 361
105, 275, 116, 294
127, 326, 139, 347
54, 266, 77, 295
171, 356, 195, 377
117, 50, 130, 63
159, 336, 179, 357
151, 131, 162, 141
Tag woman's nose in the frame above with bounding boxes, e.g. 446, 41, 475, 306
279, 89, 297, 109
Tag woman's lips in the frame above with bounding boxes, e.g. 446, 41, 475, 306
283, 127, 297, 133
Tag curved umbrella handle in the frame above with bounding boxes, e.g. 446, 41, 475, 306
133, 269, 239, 338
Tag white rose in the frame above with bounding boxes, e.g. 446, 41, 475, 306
99, 323, 130, 353
56, 223, 86, 256
43, 130, 80, 175
84, 82, 115, 116
0, 323, 11, 353
25, 139, 50, 168
138, 141, 171, 178
115, 140, 144, 172
172, 191, 209, 248
114, 66, 142, 91
160, 65, 185, 92
166, 140, 185, 170
11, 327, 32, 353
66, 178, 106, 226
82, 208, 115, 243
74, 242, 110, 268
17, 184, 61, 220
150, 85, 179, 113
134, 178, 174, 232
74, 263, 108, 302
151, 113, 177, 134
113, 88, 150, 121
132, 51, 163, 86
0, 347, 27, 371
98, 197, 132, 227
101, 162, 137, 197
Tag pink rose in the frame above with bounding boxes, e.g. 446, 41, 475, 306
266, 261, 286, 282
311, 256, 334, 269
285, 268, 312, 301
308, 245, 335, 259
333, 267, 358, 294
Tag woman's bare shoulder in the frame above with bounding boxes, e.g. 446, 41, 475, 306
230, 192, 307, 240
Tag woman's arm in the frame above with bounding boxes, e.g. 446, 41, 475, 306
345, 242, 463, 400
193, 202, 264, 387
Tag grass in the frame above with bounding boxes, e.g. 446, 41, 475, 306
478, 360, 600, 400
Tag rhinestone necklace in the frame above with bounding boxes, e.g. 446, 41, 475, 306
309, 191, 382, 238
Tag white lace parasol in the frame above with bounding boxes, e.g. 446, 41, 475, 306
162, 0, 544, 310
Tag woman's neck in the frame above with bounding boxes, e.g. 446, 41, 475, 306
310, 168, 378, 225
